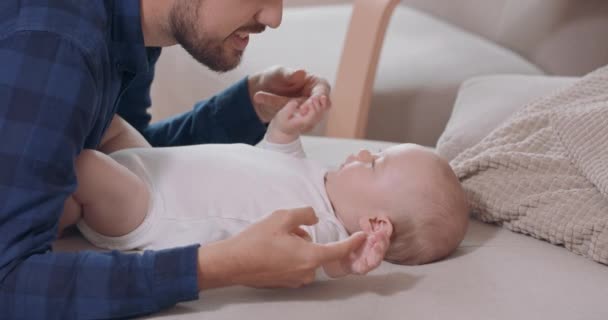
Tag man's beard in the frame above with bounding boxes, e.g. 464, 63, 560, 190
169, 1, 241, 72
169, 1, 267, 72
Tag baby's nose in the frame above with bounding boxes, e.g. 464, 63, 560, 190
357, 149, 373, 161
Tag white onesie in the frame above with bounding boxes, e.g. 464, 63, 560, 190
77, 138, 349, 253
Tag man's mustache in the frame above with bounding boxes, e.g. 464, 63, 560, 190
237, 24, 266, 34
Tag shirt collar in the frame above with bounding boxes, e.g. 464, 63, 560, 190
111, 0, 152, 73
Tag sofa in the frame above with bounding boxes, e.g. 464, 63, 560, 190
151, 0, 608, 145
54, 1, 608, 319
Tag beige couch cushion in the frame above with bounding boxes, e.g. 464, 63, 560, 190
401, 0, 608, 76
436, 74, 577, 161
151, 5, 543, 146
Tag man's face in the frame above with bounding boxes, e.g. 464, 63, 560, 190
169, 0, 282, 72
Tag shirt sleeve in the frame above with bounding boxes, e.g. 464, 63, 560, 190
0, 32, 199, 319
257, 136, 307, 159
315, 266, 333, 281
116, 50, 267, 147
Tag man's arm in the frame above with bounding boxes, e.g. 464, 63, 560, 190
0, 32, 199, 319
116, 50, 267, 147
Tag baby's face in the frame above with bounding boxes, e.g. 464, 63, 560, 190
325, 144, 437, 233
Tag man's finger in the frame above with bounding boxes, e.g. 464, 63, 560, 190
292, 227, 313, 242
281, 207, 319, 231
254, 91, 291, 109
320, 95, 331, 109
315, 231, 367, 263
310, 79, 331, 97
287, 69, 306, 84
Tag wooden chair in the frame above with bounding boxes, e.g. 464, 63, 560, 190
325, 0, 401, 139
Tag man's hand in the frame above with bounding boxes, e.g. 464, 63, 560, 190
266, 97, 329, 144
248, 66, 331, 123
197, 207, 367, 289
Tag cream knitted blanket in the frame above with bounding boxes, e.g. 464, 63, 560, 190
442, 66, 608, 265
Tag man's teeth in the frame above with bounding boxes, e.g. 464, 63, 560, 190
236, 33, 248, 39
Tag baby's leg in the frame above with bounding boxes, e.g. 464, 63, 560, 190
58, 195, 83, 237
69, 149, 150, 237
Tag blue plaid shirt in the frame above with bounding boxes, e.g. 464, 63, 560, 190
0, 0, 266, 319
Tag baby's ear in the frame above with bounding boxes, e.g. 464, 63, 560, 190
359, 215, 393, 240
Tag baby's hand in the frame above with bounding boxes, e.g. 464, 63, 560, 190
341, 233, 386, 275
267, 95, 330, 144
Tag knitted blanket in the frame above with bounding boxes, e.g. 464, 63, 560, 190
441, 66, 608, 264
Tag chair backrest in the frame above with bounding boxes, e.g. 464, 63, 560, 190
326, 0, 401, 138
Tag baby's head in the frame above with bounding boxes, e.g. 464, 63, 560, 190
325, 144, 469, 265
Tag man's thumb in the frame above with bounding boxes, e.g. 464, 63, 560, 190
317, 232, 367, 263
254, 91, 291, 109
288, 69, 306, 84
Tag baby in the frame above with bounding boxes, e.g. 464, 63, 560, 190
58, 98, 469, 278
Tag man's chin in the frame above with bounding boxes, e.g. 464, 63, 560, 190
201, 53, 242, 73
181, 45, 242, 73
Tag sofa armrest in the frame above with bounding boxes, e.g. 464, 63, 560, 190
325, 0, 401, 139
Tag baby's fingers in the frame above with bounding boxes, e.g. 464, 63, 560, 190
277, 99, 302, 121
366, 242, 385, 269
298, 103, 311, 117
301, 107, 322, 132
351, 258, 374, 275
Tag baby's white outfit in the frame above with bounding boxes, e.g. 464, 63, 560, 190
77, 138, 349, 253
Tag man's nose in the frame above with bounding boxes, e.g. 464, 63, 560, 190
256, 0, 283, 29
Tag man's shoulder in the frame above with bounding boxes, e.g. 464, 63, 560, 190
0, 0, 111, 54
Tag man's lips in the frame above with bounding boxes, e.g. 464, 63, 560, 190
231, 33, 250, 51
233, 25, 266, 38
226, 24, 265, 51
230, 26, 265, 51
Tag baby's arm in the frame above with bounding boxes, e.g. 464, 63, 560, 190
266, 96, 328, 144
257, 137, 307, 159
259, 97, 328, 158
97, 115, 151, 154
58, 149, 149, 238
